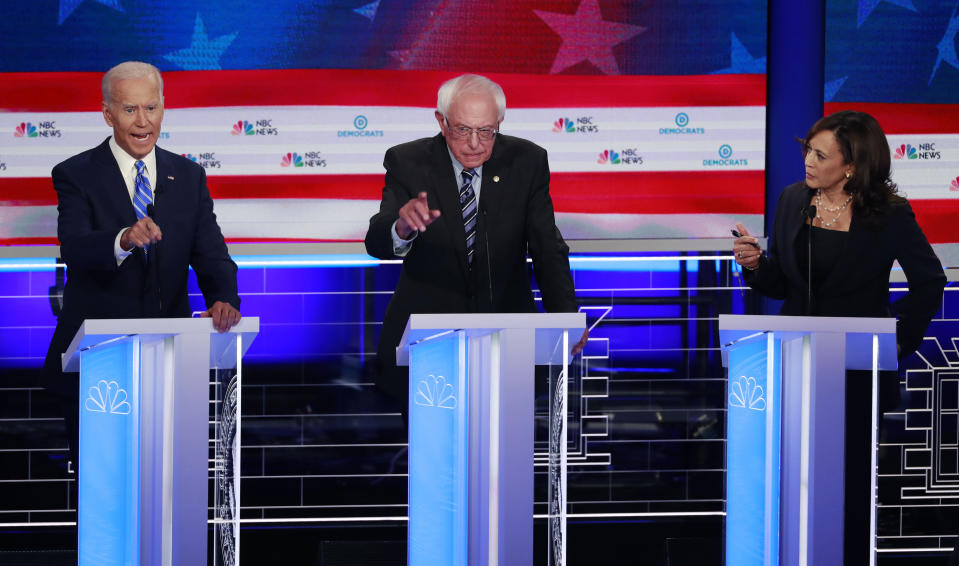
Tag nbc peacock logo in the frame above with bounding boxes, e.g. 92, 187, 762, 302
231, 120, 254, 136
281, 152, 304, 167
950, 176, 959, 192
553, 118, 575, 133
14, 122, 38, 138
894, 144, 918, 160
597, 149, 620, 165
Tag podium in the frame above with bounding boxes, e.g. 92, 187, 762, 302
397, 312, 586, 566
719, 314, 897, 566
62, 317, 259, 566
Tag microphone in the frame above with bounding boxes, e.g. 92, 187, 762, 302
803, 205, 816, 315
481, 205, 494, 311
146, 187, 162, 313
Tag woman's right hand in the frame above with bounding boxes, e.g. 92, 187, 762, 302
733, 222, 761, 270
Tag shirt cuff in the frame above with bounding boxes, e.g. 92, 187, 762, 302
391, 220, 417, 257
114, 229, 133, 266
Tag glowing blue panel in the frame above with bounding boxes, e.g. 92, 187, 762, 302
726, 335, 781, 566
408, 333, 468, 566
78, 338, 140, 566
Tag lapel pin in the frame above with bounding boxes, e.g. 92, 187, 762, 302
493, 176, 500, 183
167, 176, 175, 181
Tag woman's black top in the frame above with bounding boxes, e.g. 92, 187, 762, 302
744, 182, 946, 358
795, 223, 850, 315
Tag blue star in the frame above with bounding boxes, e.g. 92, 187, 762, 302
163, 14, 237, 71
59, 0, 123, 25
857, 0, 917, 29
712, 33, 766, 74
824, 76, 848, 102
929, 9, 959, 85
354, 1, 380, 22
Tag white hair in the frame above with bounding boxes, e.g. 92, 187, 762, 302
102, 61, 164, 104
436, 74, 506, 122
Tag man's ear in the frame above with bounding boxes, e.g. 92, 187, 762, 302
102, 103, 114, 127
434, 111, 446, 135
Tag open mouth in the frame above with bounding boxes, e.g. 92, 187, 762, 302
132, 133, 151, 141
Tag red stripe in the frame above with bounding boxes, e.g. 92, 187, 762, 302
0, 238, 58, 246
0, 70, 765, 112
824, 103, 959, 135
909, 199, 959, 244
207, 175, 382, 201
551, 170, 764, 214
0, 178, 55, 204
4, 192, 953, 245
1, 170, 764, 215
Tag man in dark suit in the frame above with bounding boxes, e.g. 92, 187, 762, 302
365, 74, 587, 409
43, 61, 241, 471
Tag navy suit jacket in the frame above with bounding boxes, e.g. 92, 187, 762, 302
365, 134, 578, 401
745, 182, 945, 358
43, 138, 239, 392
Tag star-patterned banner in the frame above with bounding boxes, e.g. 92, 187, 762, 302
826, 0, 958, 102
0, 69, 767, 243
0, 0, 771, 246
2, 0, 766, 75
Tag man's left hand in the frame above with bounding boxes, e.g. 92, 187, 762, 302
572, 328, 589, 355
202, 301, 241, 332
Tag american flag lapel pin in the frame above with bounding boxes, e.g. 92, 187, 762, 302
167, 176, 175, 181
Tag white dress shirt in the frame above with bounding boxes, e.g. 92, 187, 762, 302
109, 136, 157, 264
390, 148, 483, 256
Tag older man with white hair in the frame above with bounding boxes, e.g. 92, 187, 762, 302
365, 73, 587, 414
43, 61, 241, 471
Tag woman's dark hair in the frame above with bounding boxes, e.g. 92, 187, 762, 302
802, 110, 905, 220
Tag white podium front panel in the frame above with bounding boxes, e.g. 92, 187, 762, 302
78, 337, 141, 566
408, 332, 468, 565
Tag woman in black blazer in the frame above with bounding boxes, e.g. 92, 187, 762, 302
733, 110, 946, 565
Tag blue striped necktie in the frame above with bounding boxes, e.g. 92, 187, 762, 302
133, 160, 153, 220
133, 160, 153, 252
459, 169, 478, 265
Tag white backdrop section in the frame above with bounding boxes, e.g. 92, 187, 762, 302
1, 106, 767, 177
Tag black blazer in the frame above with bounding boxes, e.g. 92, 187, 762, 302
365, 133, 578, 397
745, 182, 945, 357
43, 138, 239, 391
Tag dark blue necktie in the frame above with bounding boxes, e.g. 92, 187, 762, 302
133, 160, 153, 252
133, 160, 153, 220
459, 169, 478, 265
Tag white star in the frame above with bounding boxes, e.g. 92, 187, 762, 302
533, 0, 646, 75
58, 0, 123, 25
857, 0, 918, 28
164, 14, 237, 71
712, 33, 766, 74
354, 1, 380, 22
929, 9, 959, 85
824, 76, 848, 101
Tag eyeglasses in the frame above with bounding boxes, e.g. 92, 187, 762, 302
444, 118, 498, 141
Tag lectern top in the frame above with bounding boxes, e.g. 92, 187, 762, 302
396, 312, 586, 366
62, 317, 260, 372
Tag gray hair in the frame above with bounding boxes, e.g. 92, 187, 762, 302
102, 61, 164, 104
436, 74, 506, 122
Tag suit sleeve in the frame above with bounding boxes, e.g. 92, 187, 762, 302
188, 168, 240, 310
743, 189, 790, 300
53, 163, 125, 272
890, 202, 946, 358
525, 149, 578, 313
365, 147, 410, 260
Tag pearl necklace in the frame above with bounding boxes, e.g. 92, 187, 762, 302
815, 189, 852, 228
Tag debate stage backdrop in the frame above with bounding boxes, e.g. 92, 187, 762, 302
5, 0, 767, 245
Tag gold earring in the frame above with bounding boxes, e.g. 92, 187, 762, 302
845, 171, 851, 179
